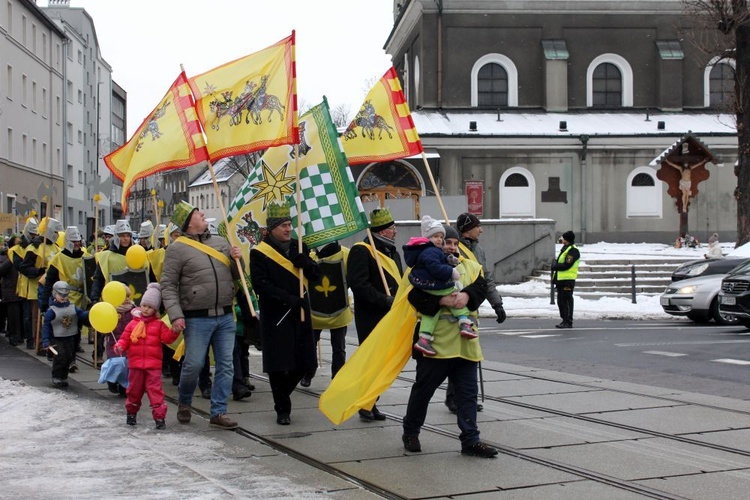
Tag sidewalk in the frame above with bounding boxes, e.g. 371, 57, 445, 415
4, 333, 750, 499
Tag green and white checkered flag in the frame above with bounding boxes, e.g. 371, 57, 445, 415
291, 99, 368, 248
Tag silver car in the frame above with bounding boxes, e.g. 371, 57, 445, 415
660, 273, 740, 325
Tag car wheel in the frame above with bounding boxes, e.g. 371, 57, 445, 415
711, 298, 740, 325
687, 312, 710, 323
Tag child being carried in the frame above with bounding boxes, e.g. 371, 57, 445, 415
404, 215, 477, 357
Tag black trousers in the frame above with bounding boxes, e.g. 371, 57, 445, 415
51, 336, 76, 380
556, 280, 575, 325
306, 327, 347, 379
5, 301, 22, 342
268, 369, 306, 416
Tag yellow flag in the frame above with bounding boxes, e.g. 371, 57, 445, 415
318, 276, 417, 425
104, 72, 208, 213
188, 32, 299, 162
342, 67, 423, 165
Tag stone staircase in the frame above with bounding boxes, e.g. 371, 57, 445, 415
522, 257, 698, 299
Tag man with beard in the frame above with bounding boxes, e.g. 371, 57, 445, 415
347, 207, 403, 421
250, 201, 320, 425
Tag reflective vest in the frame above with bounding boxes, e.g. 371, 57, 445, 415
49, 252, 85, 308
556, 245, 580, 281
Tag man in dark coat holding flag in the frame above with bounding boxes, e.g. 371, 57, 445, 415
250, 201, 321, 426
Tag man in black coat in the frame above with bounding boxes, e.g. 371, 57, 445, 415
250, 202, 320, 425
347, 207, 404, 421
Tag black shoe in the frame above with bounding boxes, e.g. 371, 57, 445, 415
242, 377, 256, 391
155, 419, 166, 430
477, 403, 484, 412
276, 414, 291, 425
201, 387, 211, 399
461, 442, 498, 458
300, 377, 311, 388
359, 410, 374, 422
52, 378, 65, 388
126, 414, 137, 426
172, 376, 180, 387
446, 400, 458, 414
46, 353, 54, 362
9, 338, 19, 347
26, 340, 35, 350
107, 382, 119, 395
371, 406, 386, 421
76, 345, 85, 353
232, 386, 252, 401
68, 362, 78, 373
402, 435, 422, 452
555, 322, 572, 329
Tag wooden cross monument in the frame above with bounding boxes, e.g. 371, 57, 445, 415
655, 133, 717, 238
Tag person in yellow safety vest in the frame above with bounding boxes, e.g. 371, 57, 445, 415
19, 217, 63, 353
10, 217, 38, 349
43, 226, 87, 362
302, 241, 352, 387
551, 230, 580, 329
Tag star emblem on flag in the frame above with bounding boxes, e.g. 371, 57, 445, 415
249, 160, 295, 209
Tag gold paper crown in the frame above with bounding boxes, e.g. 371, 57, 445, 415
369, 207, 394, 229
171, 200, 197, 231
266, 201, 291, 219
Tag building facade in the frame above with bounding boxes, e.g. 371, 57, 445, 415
380, 0, 740, 243
0, 0, 121, 240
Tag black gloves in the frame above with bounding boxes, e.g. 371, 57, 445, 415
494, 305, 507, 324
550, 263, 558, 271
292, 253, 309, 269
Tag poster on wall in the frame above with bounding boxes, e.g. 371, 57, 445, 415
465, 181, 484, 216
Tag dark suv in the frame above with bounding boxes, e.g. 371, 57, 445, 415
718, 260, 750, 329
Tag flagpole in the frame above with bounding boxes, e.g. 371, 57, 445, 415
294, 144, 306, 321
365, 228, 392, 297
205, 159, 257, 317
93, 194, 100, 254
421, 153, 451, 224
151, 189, 160, 249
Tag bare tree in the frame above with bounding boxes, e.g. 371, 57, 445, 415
683, 1, 750, 244
330, 103, 353, 128
222, 152, 264, 179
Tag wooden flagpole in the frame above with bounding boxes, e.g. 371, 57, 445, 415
366, 228, 393, 297
420, 152, 450, 224
205, 159, 257, 317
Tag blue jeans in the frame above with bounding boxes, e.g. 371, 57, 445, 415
178, 314, 235, 418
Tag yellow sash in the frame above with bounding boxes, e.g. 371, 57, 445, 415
254, 241, 308, 288
175, 236, 231, 267
458, 241, 479, 264
352, 241, 402, 282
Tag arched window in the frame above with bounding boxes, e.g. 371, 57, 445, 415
499, 167, 535, 217
477, 63, 508, 107
471, 54, 518, 107
592, 63, 622, 107
626, 167, 662, 217
586, 54, 633, 107
704, 57, 735, 108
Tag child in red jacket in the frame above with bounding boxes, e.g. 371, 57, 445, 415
116, 283, 178, 429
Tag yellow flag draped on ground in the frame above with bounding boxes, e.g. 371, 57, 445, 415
319, 276, 417, 425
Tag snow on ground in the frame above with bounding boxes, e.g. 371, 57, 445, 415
0, 378, 323, 499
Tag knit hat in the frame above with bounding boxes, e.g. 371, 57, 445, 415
369, 207, 395, 233
562, 231, 575, 243
266, 201, 292, 230
140, 282, 161, 309
443, 224, 460, 241
172, 200, 198, 232
456, 213, 480, 233
421, 215, 444, 239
